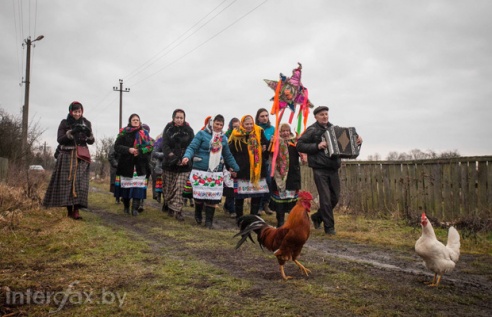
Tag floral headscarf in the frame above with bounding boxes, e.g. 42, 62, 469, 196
274, 123, 295, 192
202, 115, 224, 172
118, 114, 153, 154
229, 115, 263, 187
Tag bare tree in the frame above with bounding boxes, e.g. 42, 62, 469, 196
409, 148, 429, 160
386, 151, 399, 161
367, 153, 381, 161
397, 152, 412, 160
93, 136, 115, 179
0, 108, 46, 164
440, 150, 460, 158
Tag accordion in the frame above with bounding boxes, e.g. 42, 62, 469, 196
323, 126, 360, 159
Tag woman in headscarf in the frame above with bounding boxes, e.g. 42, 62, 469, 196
222, 117, 240, 218
269, 123, 301, 227
182, 115, 239, 228
228, 115, 269, 219
160, 109, 194, 221
43, 101, 95, 220
113, 114, 153, 216
255, 107, 275, 215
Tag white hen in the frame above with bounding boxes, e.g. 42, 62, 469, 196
415, 212, 461, 287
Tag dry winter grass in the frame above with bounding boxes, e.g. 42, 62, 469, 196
1, 179, 491, 316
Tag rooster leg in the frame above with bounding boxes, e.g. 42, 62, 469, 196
294, 260, 311, 277
280, 265, 293, 280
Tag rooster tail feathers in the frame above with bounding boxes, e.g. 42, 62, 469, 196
237, 214, 264, 226
234, 215, 268, 250
447, 226, 461, 260
235, 233, 254, 250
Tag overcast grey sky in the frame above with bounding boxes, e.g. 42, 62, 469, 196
1, 0, 491, 159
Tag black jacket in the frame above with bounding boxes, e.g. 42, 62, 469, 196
114, 129, 151, 178
55, 117, 95, 159
296, 122, 341, 171
161, 122, 194, 173
57, 117, 94, 147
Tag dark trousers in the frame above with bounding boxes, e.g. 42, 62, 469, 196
235, 197, 262, 218
312, 168, 340, 231
224, 195, 235, 213
260, 162, 272, 209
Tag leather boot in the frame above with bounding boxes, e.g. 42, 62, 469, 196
132, 199, 140, 216
67, 206, 74, 219
276, 211, 285, 228
235, 199, 244, 219
138, 200, 144, 212
123, 198, 130, 214
175, 211, 184, 221
162, 201, 169, 212
204, 205, 215, 229
194, 203, 204, 225
72, 206, 82, 220
263, 202, 274, 215
250, 203, 261, 216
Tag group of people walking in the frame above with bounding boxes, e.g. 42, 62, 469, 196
43, 101, 362, 235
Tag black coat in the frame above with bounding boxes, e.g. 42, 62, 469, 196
296, 122, 341, 171
55, 117, 95, 159
114, 129, 151, 178
229, 130, 269, 180
161, 122, 194, 173
57, 117, 94, 147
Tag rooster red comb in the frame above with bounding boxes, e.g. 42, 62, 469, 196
421, 212, 427, 219
298, 191, 313, 200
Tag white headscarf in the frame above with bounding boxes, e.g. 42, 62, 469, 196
203, 115, 223, 172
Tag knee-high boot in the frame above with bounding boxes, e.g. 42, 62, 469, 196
194, 203, 204, 225
250, 203, 261, 215
250, 197, 261, 215
67, 206, 74, 218
235, 199, 244, 219
205, 205, 215, 229
123, 198, 130, 214
276, 211, 285, 227
131, 199, 140, 216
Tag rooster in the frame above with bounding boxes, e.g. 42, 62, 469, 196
415, 212, 461, 287
234, 191, 313, 280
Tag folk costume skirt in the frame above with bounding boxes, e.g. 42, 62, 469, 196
234, 178, 269, 199
189, 169, 223, 205
43, 150, 90, 208
114, 169, 148, 200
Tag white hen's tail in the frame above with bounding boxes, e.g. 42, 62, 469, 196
446, 226, 461, 262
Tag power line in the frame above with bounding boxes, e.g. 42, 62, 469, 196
124, 0, 236, 83
131, 0, 269, 87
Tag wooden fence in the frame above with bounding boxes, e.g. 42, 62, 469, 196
301, 156, 492, 221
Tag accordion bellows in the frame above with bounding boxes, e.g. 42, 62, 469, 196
323, 126, 360, 159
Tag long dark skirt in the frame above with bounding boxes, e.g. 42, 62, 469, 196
43, 150, 90, 208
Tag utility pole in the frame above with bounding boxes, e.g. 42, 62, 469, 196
113, 79, 130, 130
21, 35, 44, 156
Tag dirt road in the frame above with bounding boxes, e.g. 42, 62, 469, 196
90, 189, 492, 316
